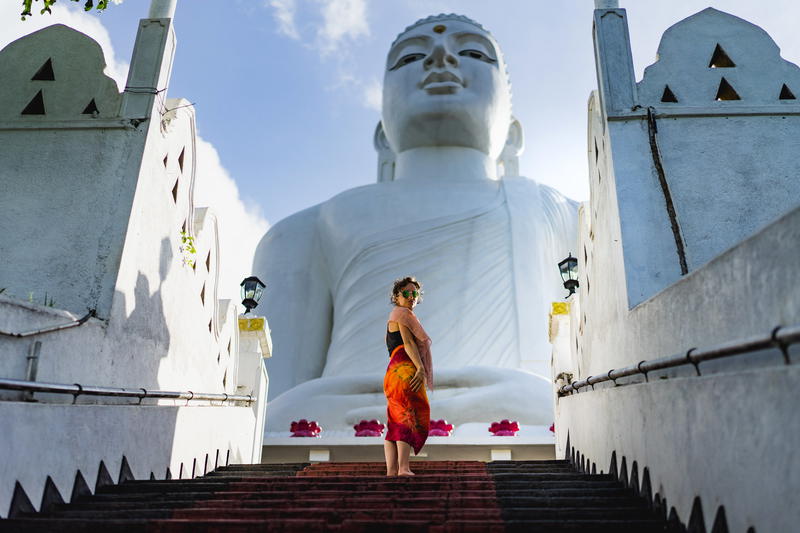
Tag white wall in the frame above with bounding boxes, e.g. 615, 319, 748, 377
0, 25, 141, 319
593, 8, 800, 307
0, 22, 267, 517
552, 7, 800, 531
0, 400, 260, 518
555, 206, 800, 531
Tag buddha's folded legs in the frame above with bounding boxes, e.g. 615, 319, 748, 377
264, 365, 553, 434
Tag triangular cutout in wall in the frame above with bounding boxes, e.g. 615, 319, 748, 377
21, 90, 46, 115
70, 471, 91, 502
688, 497, 707, 533
661, 85, 678, 103
711, 506, 729, 533
8, 482, 35, 518
708, 44, 735, 68
95, 460, 114, 492
715, 77, 740, 101
32, 58, 55, 80
40, 476, 65, 514
779, 84, 796, 100
82, 98, 99, 115
118, 456, 135, 484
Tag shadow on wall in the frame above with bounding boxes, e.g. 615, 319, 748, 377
104, 238, 173, 389
1, 234, 237, 518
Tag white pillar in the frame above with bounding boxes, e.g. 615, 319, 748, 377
120, 17, 176, 119
592, 6, 637, 114
148, 0, 177, 19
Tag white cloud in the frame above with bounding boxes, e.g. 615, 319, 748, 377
269, 0, 300, 40
0, 2, 129, 89
317, 0, 369, 53
267, 0, 369, 52
266, 0, 377, 110
363, 79, 382, 111
193, 137, 271, 302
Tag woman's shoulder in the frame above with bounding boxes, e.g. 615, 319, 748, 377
389, 306, 412, 317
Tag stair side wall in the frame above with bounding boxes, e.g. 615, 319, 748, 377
0, 19, 266, 518
556, 178, 800, 531
552, 8, 800, 532
0, 401, 259, 518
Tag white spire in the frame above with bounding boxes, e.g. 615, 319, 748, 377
595, 0, 619, 8
148, 0, 177, 19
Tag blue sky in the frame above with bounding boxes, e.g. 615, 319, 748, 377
3, 0, 799, 296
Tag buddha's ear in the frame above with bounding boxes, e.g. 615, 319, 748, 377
497, 117, 524, 178
373, 121, 396, 182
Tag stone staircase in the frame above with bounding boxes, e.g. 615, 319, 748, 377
1, 460, 669, 532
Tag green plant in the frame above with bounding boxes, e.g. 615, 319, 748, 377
179, 230, 197, 268
25, 291, 56, 307
21, 0, 110, 20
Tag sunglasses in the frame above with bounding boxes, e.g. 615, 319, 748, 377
401, 290, 420, 299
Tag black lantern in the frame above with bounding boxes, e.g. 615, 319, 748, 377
558, 253, 579, 297
240, 276, 266, 314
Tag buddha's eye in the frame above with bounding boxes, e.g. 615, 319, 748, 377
390, 53, 425, 71
458, 49, 496, 64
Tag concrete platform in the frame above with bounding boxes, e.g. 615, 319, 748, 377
261, 442, 556, 463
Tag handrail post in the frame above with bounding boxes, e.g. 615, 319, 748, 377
23, 341, 41, 401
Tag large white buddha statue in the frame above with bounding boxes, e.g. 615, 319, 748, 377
254, 14, 577, 433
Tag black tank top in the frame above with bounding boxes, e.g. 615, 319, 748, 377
386, 328, 403, 355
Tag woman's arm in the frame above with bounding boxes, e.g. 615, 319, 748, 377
398, 323, 426, 391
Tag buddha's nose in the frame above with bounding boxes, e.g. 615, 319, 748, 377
425, 44, 458, 70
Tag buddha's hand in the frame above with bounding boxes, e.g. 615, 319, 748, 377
409, 368, 426, 392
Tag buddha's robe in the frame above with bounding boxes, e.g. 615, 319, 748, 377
253, 177, 577, 430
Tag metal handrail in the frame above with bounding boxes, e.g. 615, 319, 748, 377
558, 324, 799, 396
0, 310, 96, 338
0, 377, 253, 404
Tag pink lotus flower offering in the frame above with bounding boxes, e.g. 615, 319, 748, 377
429, 419, 454, 437
489, 419, 520, 436
353, 419, 385, 437
290, 419, 322, 437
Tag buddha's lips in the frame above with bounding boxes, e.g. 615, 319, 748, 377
421, 71, 463, 89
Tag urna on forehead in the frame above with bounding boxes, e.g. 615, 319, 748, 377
390, 13, 497, 49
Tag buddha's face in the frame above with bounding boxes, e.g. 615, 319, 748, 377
382, 19, 511, 158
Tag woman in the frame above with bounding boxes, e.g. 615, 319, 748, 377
384, 276, 433, 476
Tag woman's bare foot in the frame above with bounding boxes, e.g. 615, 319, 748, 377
397, 470, 415, 476
386, 470, 398, 476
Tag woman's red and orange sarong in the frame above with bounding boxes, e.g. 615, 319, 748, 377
384, 344, 430, 455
